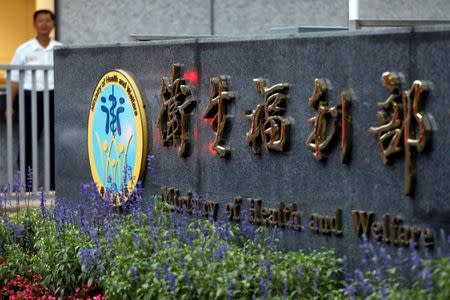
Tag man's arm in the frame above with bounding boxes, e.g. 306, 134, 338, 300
4, 82, 18, 119
6, 46, 22, 120
11, 82, 18, 102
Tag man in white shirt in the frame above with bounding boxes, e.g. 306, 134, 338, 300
9, 9, 62, 191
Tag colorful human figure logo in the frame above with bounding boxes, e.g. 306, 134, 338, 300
88, 70, 147, 201
100, 86, 125, 136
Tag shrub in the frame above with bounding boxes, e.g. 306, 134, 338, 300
0, 185, 449, 299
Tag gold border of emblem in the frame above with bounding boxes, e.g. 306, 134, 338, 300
87, 69, 148, 199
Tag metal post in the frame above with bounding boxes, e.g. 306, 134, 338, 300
44, 71, 50, 192
348, 20, 361, 30
348, 0, 360, 30
0, 64, 53, 193
31, 70, 38, 192
209, 0, 215, 36
6, 71, 13, 190
18, 70, 25, 188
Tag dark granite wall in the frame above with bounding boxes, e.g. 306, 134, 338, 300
54, 27, 450, 257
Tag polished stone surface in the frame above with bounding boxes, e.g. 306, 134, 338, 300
55, 26, 450, 258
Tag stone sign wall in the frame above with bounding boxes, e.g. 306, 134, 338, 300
54, 26, 450, 258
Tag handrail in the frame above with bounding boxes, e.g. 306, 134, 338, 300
0, 64, 54, 194
0, 64, 52, 70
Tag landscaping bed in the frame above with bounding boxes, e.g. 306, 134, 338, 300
0, 184, 449, 299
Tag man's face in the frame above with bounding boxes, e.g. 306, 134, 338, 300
34, 13, 54, 36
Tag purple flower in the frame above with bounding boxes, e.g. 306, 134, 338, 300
198, 246, 206, 266
240, 210, 256, 239
156, 266, 161, 280
54, 198, 71, 233
79, 248, 101, 273
186, 231, 194, 246
137, 180, 144, 198
297, 263, 303, 290
421, 264, 433, 291
129, 265, 140, 284
283, 279, 288, 297
133, 210, 141, 224
80, 183, 90, 203
365, 283, 373, 294
215, 221, 231, 240
0, 185, 7, 213
378, 247, 390, 265
90, 228, 100, 247
76, 203, 90, 235
80, 218, 89, 235
440, 228, 446, 242
447, 234, 450, 257
354, 268, 364, 282
181, 205, 189, 226
39, 186, 46, 220
214, 244, 227, 259
265, 260, 272, 282
260, 277, 266, 298
166, 272, 177, 293
381, 287, 389, 300
344, 283, 356, 299
183, 267, 191, 288
26, 166, 33, 192
147, 154, 156, 175
164, 260, 169, 274
201, 223, 210, 237
6, 222, 25, 243
410, 250, 422, 271
132, 233, 141, 248
395, 247, 404, 265
103, 219, 117, 250
358, 237, 375, 270
13, 171, 24, 210
227, 280, 234, 299
147, 202, 154, 226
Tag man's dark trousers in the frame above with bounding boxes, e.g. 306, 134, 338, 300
15, 90, 55, 191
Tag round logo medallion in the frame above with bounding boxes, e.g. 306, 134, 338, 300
88, 70, 148, 200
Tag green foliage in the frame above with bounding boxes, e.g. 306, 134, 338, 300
0, 199, 449, 299
94, 202, 344, 299
0, 243, 32, 280
431, 257, 450, 300
0, 209, 38, 280
31, 222, 91, 296
344, 256, 450, 300
0, 208, 90, 296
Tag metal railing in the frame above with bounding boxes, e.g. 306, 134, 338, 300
0, 64, 53, 193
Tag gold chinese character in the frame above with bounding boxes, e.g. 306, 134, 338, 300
369, 72, 432, 195
157, 64, 196, 157
203, 75, 236, 158
246, 78, 290, 154
306, 78, 352, 163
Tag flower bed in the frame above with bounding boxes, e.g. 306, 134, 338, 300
0, 184, 449, 299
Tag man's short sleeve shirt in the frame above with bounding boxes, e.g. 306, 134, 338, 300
10, 38, 63, 91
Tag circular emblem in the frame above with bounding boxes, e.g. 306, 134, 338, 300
88, 70, 148, 200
